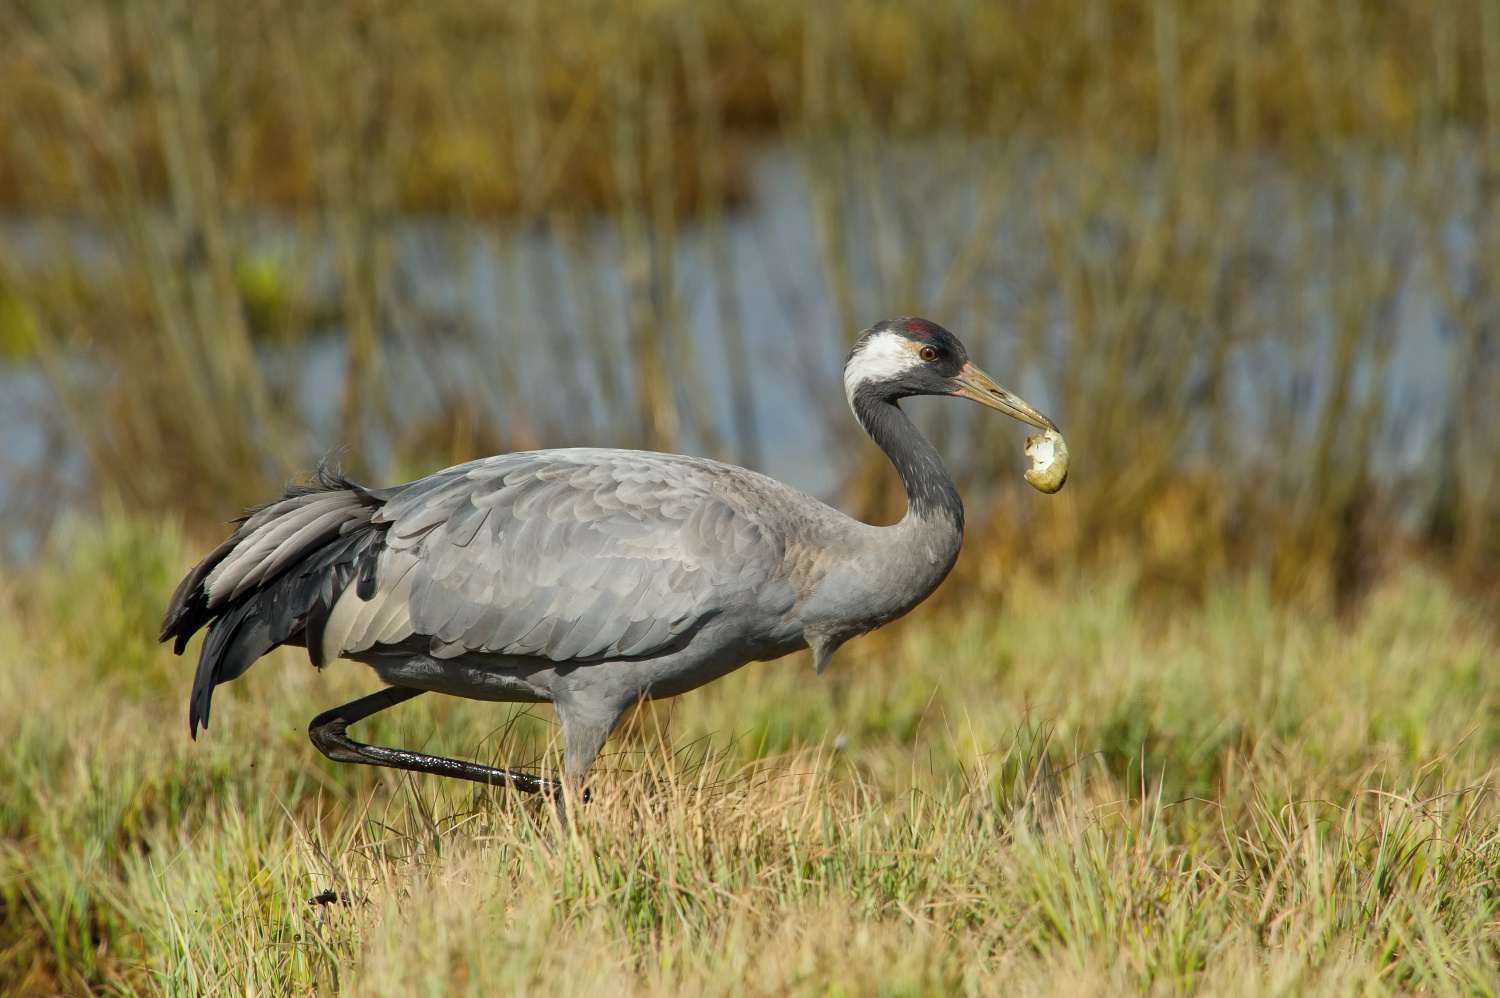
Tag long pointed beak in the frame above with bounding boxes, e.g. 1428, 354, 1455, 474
950, 362, 1058, 431
951, 361, 1069, 493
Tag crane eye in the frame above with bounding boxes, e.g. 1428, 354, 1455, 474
919, 346, 937, 361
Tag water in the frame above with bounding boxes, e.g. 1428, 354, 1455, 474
0, 145, 1480, 560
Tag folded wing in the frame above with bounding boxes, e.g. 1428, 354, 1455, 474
322, 450, 787, 665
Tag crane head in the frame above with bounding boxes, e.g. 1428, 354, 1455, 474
844, 316, 1069, 493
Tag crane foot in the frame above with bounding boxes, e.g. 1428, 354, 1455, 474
308, 687, 574, 799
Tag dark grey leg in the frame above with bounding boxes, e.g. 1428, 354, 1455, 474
555, 690, 639, 782
308, 687, 565, 797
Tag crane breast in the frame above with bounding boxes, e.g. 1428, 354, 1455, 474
327, 450, 789, 665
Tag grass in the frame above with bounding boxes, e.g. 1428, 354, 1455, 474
1, 516, 1498, 995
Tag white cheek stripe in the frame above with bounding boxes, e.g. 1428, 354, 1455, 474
843, 333, 922, 403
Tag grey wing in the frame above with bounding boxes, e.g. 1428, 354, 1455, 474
320, 451, 789, 664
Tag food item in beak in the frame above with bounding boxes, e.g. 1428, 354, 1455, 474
1023, 429, 1069, 494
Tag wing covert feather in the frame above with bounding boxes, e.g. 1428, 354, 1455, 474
342, 450, 790, 663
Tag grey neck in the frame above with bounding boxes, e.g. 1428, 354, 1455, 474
799, 387, 966, 668
850, 387, 964, 532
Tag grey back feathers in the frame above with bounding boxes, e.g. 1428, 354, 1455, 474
205, 490, 375, 603
163, 451, 805, 736
336, 450, 785, 663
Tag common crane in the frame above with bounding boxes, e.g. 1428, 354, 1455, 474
160, 317, 1068, 797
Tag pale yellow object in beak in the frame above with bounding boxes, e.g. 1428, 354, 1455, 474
950, 361, 1069, 494
1023, 429, 1069, 494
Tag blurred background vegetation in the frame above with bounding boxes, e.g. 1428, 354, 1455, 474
3, 0, 1500, 607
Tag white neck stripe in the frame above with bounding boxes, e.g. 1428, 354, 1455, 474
843, 333, 922, 406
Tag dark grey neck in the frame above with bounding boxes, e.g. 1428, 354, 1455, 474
851, 386, 964, 529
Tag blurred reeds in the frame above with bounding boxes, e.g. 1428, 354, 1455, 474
2, 0, 1500, 602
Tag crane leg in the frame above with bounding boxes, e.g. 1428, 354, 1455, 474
308, 687, 566, 798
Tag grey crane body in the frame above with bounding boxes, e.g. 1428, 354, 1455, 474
160, 317, 1064, 790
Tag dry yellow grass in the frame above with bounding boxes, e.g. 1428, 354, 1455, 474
1, 516, 1496, 994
